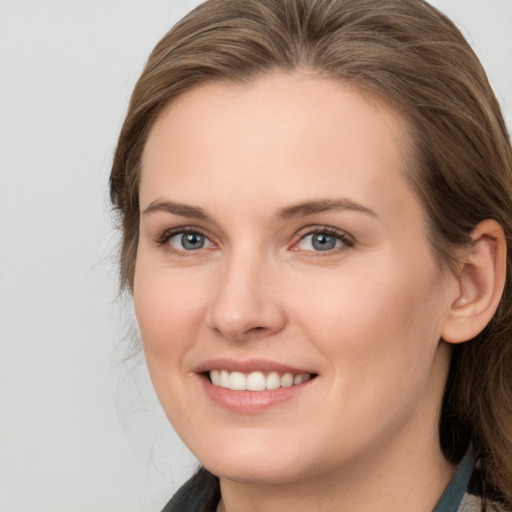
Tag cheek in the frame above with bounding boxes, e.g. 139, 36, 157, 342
133, 264, 209, 373
293, 257, 446, 388
132, 265, 214, 431
292, 262, 448, 454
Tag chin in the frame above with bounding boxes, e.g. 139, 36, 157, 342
204, 455, 308, 485
186, 428, 330, 486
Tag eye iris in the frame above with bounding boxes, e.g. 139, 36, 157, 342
181, 232, 205, 250
312, 233, 337, 251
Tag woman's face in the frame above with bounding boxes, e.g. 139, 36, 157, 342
134, 73, 458, 485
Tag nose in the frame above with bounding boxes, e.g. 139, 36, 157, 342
206, 250, 287, 341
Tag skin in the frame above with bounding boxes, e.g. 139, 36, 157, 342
134, 72, 464, 512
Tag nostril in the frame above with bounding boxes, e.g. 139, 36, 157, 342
246, 326, 267, 335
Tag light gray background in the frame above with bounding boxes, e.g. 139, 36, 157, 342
0, 1, 510, 511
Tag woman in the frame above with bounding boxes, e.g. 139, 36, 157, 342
110, 0, 512, 510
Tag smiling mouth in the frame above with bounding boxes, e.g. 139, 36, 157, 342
207, 370, 316, 391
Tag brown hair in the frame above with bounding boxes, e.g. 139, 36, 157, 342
110, 0, 512, 503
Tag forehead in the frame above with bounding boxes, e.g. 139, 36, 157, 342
140, 72, 418, 223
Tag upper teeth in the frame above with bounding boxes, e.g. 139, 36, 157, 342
209, 370, 312, 391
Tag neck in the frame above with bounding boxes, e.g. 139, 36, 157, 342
218, 427, 454, 512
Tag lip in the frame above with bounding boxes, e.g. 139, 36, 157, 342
195, 358, 315, 374
195, 358, 318, 413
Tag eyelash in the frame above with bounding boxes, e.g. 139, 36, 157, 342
154, 226, 355, 256
155, 227, 216, 256
293, 226, 355, 255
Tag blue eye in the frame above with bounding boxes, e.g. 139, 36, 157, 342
167, 231, 213, 251
297, 230, 352, 252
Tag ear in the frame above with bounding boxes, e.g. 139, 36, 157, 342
442, 219, 507, 344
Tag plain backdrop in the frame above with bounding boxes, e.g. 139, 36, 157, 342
0, 1, 510, 511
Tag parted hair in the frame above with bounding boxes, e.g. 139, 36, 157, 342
110, 0, 512, 504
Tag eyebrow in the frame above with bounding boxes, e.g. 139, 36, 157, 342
277, 198, 377, 220
142, 200, 212, 221
142, 197, 377, 221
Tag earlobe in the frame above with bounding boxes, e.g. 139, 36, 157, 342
442, 219, 507, 344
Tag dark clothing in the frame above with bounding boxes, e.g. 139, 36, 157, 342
162, 448, 509, 512
432, 448, 508, 511
162, 468, 219, 512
